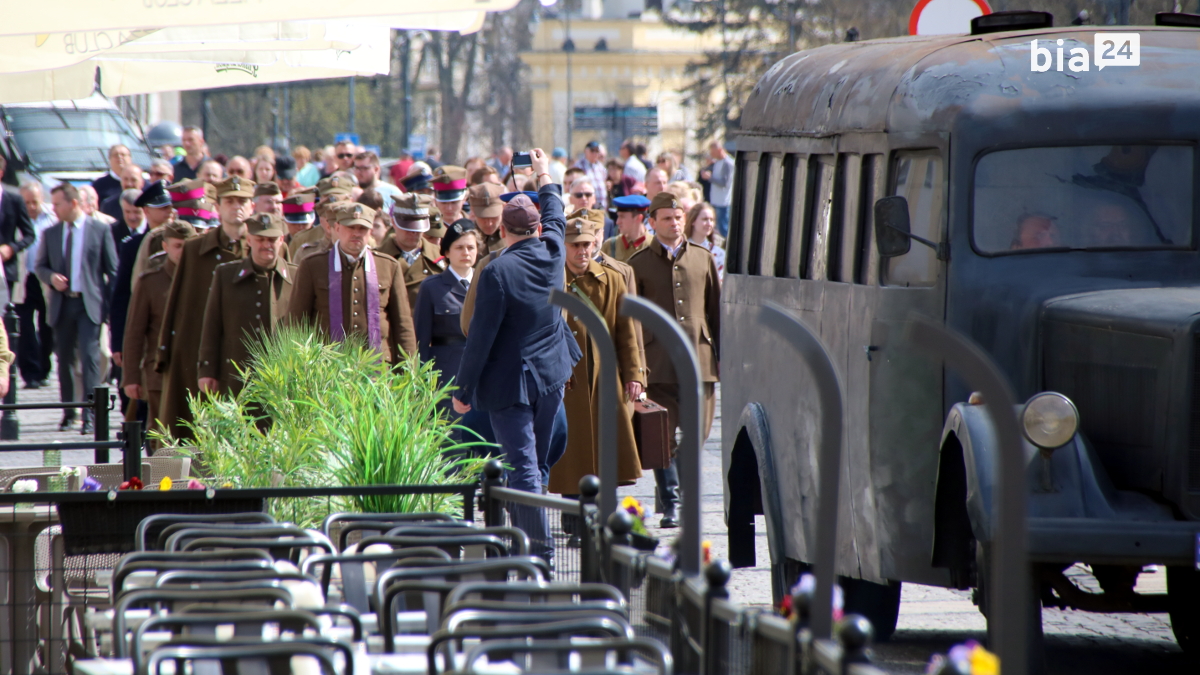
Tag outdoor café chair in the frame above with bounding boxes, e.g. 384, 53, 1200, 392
136, 512, 275, 551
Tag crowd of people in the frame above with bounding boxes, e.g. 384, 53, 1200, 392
0, 127, 733, 564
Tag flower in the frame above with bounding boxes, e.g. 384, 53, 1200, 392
159, 477, 173, 491
187, 479, 205, 490
119, 477, 144, 491
702, 540, 712, 564
59, 466, 80, 478
80, 477, 102, 491
779, 574, 844, 622
11, 479, 37, 493
621, 496, 645, 518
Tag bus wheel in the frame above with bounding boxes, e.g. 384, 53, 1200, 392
975, 542, 1046, 674
841, 578, 902, 642
1168, 565, 1200, 655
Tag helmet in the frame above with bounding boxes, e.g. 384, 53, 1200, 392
146, 121, 183, 148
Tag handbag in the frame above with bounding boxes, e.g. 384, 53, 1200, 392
633, 398, 671, 470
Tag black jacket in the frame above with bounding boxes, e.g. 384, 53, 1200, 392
0, 185, 35, 283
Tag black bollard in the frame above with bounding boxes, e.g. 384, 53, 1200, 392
578, 475, 600, 582
481, 459, 506, 527
1, 302, 19, 440
93, 385, 110, 463
836, 613, 875, 664
122, 420, 143, 483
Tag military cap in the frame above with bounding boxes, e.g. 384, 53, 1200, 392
134, 180, 172, 208
427, 211, 448, 238
161, 218, 198, 240
317, 174, 355, 198
174, 196, 218, 225
254, 181, 281, 197
439, 219, 477, 257
432, 165, 468, 202
648, 191, 683, 215
401, 171, 433, 193
567, 207, 606, 229
282, 192, 317, 225
215, 175, 256, 199
502, 194, 540, 236
500, 191, 540, 207
244, 212, 286, 238
564, 216, 600, 244
167, 179, 213, 205
334, 202, 375, 229
467, 182, 505, 219
391, 193, 433, 233
613, 194, 652, 212
275, 155, 298, 180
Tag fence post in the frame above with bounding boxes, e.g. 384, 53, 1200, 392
94, 385, 110, 463
482, 459, 506, 527
606, 508, 632, 592
122, 420, 143, 482
619, 295, 703, 577
837, 614, 874, 666
757, 302, 844, 641
702, 559, 731, 675
578, 474, 600, 583
548, 289, 619, 520
1, 302, 19, 440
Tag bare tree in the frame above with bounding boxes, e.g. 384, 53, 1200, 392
425, 30, 481, 164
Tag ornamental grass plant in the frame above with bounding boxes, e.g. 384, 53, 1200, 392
154, 323, 491, 527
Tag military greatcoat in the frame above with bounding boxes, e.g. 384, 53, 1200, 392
549, 260, 645, 495
378, 234, 445, 308
197, 257, 296, 395
285, 247, 417, 363
156, 227, 245, 440
121, 257, 175, 430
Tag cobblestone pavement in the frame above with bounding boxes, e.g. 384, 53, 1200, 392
0, 364, 126, 470
617, 385, 1195, 674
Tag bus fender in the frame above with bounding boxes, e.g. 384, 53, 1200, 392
727, 402, 787, 568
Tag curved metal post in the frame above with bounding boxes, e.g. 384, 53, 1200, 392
619, 294, 703, 576
904, 317, 1028, 674
757, 301, 843, 640
548, 289, 619, 520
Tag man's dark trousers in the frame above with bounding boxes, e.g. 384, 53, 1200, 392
54, 297, 101, 424
489, 371, 563, 562
17, 274, 52, 385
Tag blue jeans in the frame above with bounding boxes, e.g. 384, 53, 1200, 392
466, 401, 568, 487
488, 372, 564, 561
714, 205, 730, 238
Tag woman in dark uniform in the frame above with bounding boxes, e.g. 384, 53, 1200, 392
413, 221, 488, 447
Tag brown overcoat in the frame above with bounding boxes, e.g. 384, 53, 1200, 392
122, 257, 174, 395
549, 260, 645, 494
627, 238, 720, 384
156, 227, 245, 440
287, 223, 325, 257
285, 247, 417, 363
130, 227, 167, 288
197, 257, 296, 396
377, 234, 445, 308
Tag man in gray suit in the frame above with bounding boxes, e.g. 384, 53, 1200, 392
36, 184, 118, 433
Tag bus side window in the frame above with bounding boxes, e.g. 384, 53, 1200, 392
883, 152, 944, 287
834, 154, 864, 283
807, 155, 838, 280
774, 154, 801, 278
753, 153, 784, 276
732, 152, 760, 275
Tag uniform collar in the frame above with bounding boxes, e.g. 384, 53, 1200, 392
449, 266, 473, 284
567, 259, 607, 284
199, 225, 239, 255
651, 236, 688, 259
333, 241, 372, 274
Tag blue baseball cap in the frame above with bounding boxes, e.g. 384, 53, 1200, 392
500, 191, 539, 207
552, 147, 567, 159
612, 195, 651, 211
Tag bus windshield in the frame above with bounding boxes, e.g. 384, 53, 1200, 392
973, 144, 1193, 254
2, 105, 152, 174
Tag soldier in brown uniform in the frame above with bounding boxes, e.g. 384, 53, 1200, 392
379, 193, 445, 308
252, 181, 283, 216
197, 213, 295, 397
627, 192, 721, 528
601, 195, 653, 262
286, 203, 417, 363
121, 219, 196, 434
466, 182, 506, 253
156, 176, 252, 440
287, 175, 354, 258
550, 215, 645, 496
282, 191, 316, 242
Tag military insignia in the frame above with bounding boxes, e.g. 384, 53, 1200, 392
238, 268, 247, 278
231, 178, 240, 190
353, 205, 363, 216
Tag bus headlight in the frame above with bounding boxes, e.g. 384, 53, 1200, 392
1021, 392, 1079, 449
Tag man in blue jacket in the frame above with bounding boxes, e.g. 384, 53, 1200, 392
453, 149, 581, 563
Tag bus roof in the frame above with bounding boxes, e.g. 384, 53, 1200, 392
739, 27, 1200, 139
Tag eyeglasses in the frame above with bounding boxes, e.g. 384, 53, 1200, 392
572, 192, 595, 199
337, 153, 354, 159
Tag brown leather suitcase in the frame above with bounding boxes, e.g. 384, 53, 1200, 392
633, 399, 671, 470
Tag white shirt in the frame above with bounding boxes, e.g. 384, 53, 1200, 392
62, 216, 86, 293
449, 266, 473, 287
332, 241, 371, 273
661, 239, 684, 259
623, 155, 647, 182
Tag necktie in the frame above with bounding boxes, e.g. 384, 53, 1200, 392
64, 224, 74, 288
461, 278, 470, 292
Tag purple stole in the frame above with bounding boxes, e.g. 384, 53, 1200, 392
328, 246, 382, 350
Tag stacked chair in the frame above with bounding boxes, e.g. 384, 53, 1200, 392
69, 508, 673, 675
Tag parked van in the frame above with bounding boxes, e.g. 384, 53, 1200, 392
0, 95, 153, 188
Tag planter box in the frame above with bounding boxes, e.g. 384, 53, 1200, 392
58, 495, 265, 554
630, 532, 660, 552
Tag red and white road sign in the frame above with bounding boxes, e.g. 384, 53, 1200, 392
909, 0, 992, 36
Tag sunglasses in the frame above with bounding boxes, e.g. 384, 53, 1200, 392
337, 153, 354, 159
572, 192, 595, 199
